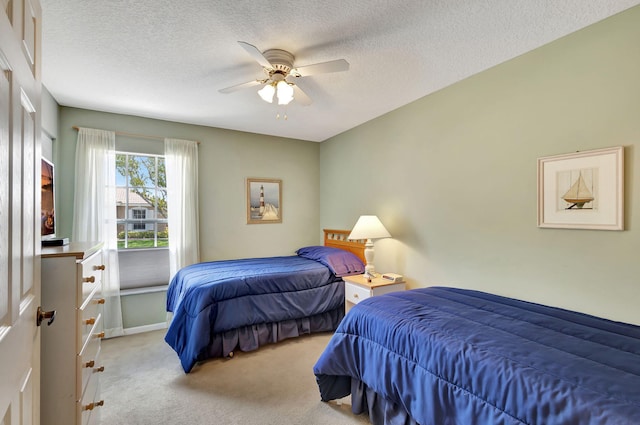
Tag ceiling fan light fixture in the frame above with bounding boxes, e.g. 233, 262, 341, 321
258, 83, 275, 103
221, 41, 350, 108
276, 81, 294, 105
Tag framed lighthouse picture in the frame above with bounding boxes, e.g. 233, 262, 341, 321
537, 146, 623, 230
247, 178, 282, 224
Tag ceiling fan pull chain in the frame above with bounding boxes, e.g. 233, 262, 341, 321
275, 109, 288, 121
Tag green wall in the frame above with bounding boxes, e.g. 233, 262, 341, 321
56, 108, 322, 261
52, 109, 322, 330
320, 6, 640, 325
120, 291, 168, 329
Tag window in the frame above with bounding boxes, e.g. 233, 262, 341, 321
131, 209, 147, 230
116, 152, 168, 249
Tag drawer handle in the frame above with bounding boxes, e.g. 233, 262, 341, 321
94, 366, 105, 373
83, 400, 104, 411
94, 264, 106, 271
84, 360, 95, 368
94, 298, 106, 305
353, 293, 359, 299
83, 276, 95, 283
84, 317, 96, 325
93, 331, 105, 339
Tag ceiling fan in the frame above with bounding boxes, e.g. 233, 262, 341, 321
219, 41, 349, 106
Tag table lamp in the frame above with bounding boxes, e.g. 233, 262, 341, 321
348, 215, 391, 278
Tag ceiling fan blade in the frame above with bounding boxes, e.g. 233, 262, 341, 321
293, 84, 312, 106
291, 59, 349, 77
219, 79, 262, 94
237, 41, 273, 69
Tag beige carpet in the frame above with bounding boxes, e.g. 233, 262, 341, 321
99, 330, 371, 425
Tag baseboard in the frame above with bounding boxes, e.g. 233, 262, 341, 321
123, 322, 167, 336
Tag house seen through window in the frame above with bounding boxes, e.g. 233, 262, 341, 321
116, 152, 168, 249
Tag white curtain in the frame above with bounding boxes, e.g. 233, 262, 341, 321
73, 127, 123, 338
165, 138, 200, 280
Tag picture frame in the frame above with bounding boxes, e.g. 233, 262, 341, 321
537, 146, 623, 230
246, 178, 282, 224
41, 158, 56, 237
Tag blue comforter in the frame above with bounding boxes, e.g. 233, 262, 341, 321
314, 287, 640, 425
166, 256, 344, 372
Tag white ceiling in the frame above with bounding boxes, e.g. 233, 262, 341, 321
41, 1, 640, 142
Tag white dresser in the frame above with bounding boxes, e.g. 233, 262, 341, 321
41, 241, 106, 425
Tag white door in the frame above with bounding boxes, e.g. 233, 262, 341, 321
0, 1, 42, 424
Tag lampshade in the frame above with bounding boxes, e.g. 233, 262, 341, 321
276, 81, 294, 105
348, 215, 391, 240
258, 81, 296, 106
258, 83, 276, 103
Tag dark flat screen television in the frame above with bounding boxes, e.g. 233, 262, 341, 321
41, 158, 56, 239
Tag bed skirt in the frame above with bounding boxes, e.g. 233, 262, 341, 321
316, 374, 417, 425
202, 306, 344, 362
351, 379, 418, 425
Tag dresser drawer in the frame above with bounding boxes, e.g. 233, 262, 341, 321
79, 251, 104, 307
78, 370, 102, 425
79, 314, 104, 397
345, 282, 371, 305
79, 286, 103, 348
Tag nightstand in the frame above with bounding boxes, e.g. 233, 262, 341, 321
343, 274, 406, 314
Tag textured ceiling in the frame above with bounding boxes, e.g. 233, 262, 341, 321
41, 1, 640, 142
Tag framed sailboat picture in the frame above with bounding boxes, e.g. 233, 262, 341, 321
537, 146, 624, 230
246, 178, 282, 224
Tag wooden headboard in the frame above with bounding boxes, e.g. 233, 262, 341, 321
323, 229, 366, 264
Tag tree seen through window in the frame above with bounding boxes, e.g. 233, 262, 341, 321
116, 153, 168, 249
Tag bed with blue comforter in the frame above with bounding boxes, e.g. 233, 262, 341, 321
165, 242, 364, 373
314, 286, 640, 425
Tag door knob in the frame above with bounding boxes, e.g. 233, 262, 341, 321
37, 306, 56, 326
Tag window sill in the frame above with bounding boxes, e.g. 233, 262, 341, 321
117, 247, 170, 253
120, 285, 168, 296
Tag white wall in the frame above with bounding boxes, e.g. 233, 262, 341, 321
320, 6, 640, 325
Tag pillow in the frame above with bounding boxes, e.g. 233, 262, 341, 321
296, 246, 365, 277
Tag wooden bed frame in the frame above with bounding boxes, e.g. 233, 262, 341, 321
323, 229, 366, 264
